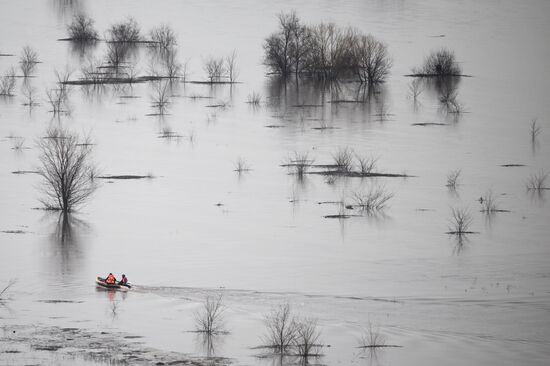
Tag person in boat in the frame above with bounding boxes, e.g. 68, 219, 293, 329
105, 273, 117, 284
118, 274, 128, 286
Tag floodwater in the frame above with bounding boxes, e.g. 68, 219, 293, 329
1, 0, 550, 365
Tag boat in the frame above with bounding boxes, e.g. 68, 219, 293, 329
96, 276, 131, 291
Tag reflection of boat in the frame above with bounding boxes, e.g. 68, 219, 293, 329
96, 276, 131, 291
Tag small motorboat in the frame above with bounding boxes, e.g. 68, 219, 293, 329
96, 276, 131, 291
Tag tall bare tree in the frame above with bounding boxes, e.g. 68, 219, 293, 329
353, 34, 392, 84
37, 126, 98, 213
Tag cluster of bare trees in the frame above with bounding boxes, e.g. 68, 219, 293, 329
263, 303, 322, 363
203, 51, 239, 83
0, 67, 16, 96
264, 11, 392, 84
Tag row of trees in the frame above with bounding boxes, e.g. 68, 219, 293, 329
263, 12, 392, 84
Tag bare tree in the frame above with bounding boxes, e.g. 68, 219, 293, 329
263, 303, 298, 354
194, 293, 225, 334
526, 170, 548, 191
447, 207, 473, 235
22, 83, 38, 107
203, 56, 225, 83
415, 48, 461, 76
37, 126, 98, 213
20, 46, 39, 77
294, 318, 322, 362
149, 24, 177, 49
225, 50, 239, 82
263, 11, 302, 77
0, 67, 16, 96
45, 69, 72, 115
234, 157, 251, 173
353, 34, 392, 84
107, 17, 141, 43
67, 14, 99, 41
359, 322, 387, 348
446, 169, 461, 189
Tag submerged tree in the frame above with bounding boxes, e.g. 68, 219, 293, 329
37, 127, 98, 213
415, 48, 462, 76
353, 34, 392, 84
67, 14, 99, 41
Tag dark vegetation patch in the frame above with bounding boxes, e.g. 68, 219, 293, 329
500, 164, 526, 167
411, 122, 447, 126
265, 125, 286, 128
11, 170, 39, 175
97, 174, 153, 180
1, 230, 29, 234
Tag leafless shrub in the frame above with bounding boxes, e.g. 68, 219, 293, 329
194, 293, 225, 334
105, 42, 135, 75
447, 207, 473, 235
0, 279, 16, 299
446, 169, 461, 188
530, 118, 541, 142
0, 67, 16, 95
263, 303, 298, 355
151, 81, 170, 115
20, 46, 39, 77
225, 50, 239, 82
294, 318, 322, 361
247, 92, 262, 105
45, 69, 72, 115
203, 56, 225, 83
416, 48, 461, 76
352, 186, 393, 213
107, 17, 141, 43
234, 157, 251, 173
355, 154, 378, 175
37, 126, 98, 213
359, 322, 386, 348
480, 190, 499, 213
22, 83, 38, 106
526, 170, 548, 191
67, 14, 98, 41
149, 24, 177, 49
287, 152, 313, 178
352, 34, 392, 84
332, 147, 353, 173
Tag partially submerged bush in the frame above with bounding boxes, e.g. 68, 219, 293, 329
263, 12, 392, 83
352, 186, 393, 213
67, 14, 99, 41
149, 24, 177, 49
194, 293, 225, 334
446, 169, 461, 189
416, 48, 461, 76
526, 170, 548, 191
0, 67, 16, 95
447, 207, 473, 235
332, 147, 353, 173
20, 46, 39, 77
107, 18, 141, 43
263, 303, 298, 355
203, 56, 225, 83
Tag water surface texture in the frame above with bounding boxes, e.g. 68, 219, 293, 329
1, 0, 550, 365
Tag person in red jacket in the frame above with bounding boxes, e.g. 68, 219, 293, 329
105, 273, 116, 284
